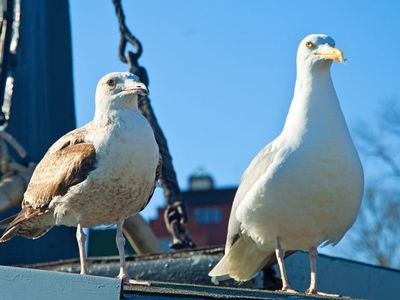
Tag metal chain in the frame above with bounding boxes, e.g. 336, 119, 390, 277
0, 0, 21, 132
0, 0, 29, 173
0, 0, 35, 215
111, 0, 142, 65
0, 0, 16, 129
111, 0, 195, 249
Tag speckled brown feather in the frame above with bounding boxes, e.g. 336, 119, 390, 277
23, 143, 96, 208
0, 129, 96, 242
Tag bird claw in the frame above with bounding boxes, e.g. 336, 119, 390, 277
306, 288, 340, 297
279, 287, 298, 294
118, 272, 150, 286
123, 278, 151, 286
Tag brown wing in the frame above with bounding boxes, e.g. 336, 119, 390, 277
24, 142, 96, 208
0, 127, 96, 242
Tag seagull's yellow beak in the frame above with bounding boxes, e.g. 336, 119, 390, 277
315, 46, 344, 63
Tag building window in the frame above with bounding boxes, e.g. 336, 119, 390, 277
194, 207, 222, 224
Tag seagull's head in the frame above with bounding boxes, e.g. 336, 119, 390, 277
95, 72, 148, 113
297, 34, 344, 72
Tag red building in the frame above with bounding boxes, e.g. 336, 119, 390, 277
149, 173, 237, 247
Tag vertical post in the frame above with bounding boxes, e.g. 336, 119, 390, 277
0, 0, 78, 265
8, 0, 75, 161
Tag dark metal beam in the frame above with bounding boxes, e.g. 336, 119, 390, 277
0, 0, 78, 265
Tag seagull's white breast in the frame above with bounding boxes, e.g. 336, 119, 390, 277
53, 111, 159, 227
236, 81, 363, 251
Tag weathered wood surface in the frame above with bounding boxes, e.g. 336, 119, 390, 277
0, 265, 121, 300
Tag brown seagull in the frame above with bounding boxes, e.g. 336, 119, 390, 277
0, 72, 160, 284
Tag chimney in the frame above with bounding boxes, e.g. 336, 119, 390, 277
188, 168, 215, 191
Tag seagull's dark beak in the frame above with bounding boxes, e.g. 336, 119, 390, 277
315, 46, 344, 63
127, 82, 149, 96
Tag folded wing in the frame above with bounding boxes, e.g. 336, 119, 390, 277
0, 127, 96, 242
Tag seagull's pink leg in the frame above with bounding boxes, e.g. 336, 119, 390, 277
116, 220, 150, 286
76, 224, 88, 274
275, 238, 297, 293
306, 247, 339, 297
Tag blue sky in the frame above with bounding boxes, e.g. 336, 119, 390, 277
70, 1, 400, 262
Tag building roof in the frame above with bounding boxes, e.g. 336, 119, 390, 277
182, 187, 237, 206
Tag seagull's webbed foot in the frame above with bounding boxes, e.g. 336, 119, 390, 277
280, 286, 298, 294
122, 278, 151, 286
306, 288, 340, 297
118, 271, 151, 286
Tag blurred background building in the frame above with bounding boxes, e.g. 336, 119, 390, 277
150, 172, 235, 248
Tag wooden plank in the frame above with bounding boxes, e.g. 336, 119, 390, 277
0, 265, 121, 300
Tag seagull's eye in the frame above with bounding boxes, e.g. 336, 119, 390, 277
106, 78, 116, 89
305, 41, 314, 49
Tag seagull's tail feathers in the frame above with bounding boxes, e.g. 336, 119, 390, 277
0, 207, 53, 242
209, 235, 274, 282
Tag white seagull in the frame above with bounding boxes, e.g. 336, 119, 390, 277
209, 34, 363, 296
0, 72, 160, 284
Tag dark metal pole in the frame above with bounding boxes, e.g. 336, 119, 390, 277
0, 0, 78, 265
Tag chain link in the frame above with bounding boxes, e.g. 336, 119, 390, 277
112, 0, 142, 64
